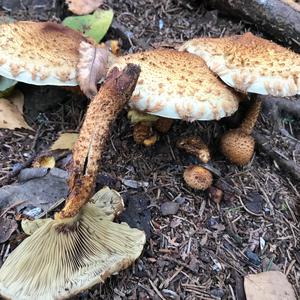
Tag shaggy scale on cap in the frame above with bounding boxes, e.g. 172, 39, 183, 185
111, 49, 240, 121
0, 21, 86, 86
179, 32, 300, 97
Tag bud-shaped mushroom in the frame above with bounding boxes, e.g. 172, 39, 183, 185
220, 99, 260, 166
220, 129, 255, 166
183, 165, 213, 190
176, 136, 211, 163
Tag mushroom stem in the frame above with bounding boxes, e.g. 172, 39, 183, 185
56, 64, 140, 219
239, 97, 262, 134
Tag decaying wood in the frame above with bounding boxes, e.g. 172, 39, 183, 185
205, 0, 300, 52
56, 64, 141, 219
261, 95, 300, 121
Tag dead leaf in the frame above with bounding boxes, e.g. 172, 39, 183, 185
0, 168, 68, 214
51, 133, 79, 150
32, 156, 56, 169
244, 271, 296, 300
0, 90, 32, 130
0, 216, 18, 243
77, 41, 109, 98
66, 0, 104, 15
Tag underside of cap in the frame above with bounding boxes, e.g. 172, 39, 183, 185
0, 203, 145, 300
179, 32, 300, 97
110, 49, 240, 121
0, 21, 86, 86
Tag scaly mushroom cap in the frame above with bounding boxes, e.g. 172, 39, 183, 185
0, 21, 86, 86
183, 165, 213, 190
0, 203, 145, 300
111, 49, 240, 121
179, 32, 300, 97
177, 136, 211, 163
220, 129, 255, 166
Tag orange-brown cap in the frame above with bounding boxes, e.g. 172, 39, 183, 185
220, 129, 255, 166
183, 165, 213, 190
0, 21, 86, 86
111, 49, 240, 121
179, 32, 300, 97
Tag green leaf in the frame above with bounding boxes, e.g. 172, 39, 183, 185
63, 8, 113, 43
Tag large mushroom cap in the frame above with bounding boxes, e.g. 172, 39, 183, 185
0, 203, 145, 300
111, 49, 240, 121
0, 21, 86, 86
179, 32, 300, 97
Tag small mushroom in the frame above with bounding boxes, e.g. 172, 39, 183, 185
183, 165, 213, 190
220, 99, 261, 165
220, 129, 255, 166
133, 121, 158, 146
176, 136, 211, 163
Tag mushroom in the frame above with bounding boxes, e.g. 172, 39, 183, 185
176, 136, 211, 163
111, 49, 240, 121
179, 32, 300, 97
133, 121, 158, 146
183, 165, 213, 190
0, 203, 145, 300
0, 64, 144, 300
179, 33, 298, 165
0, 21, 87, 86
220, 99, 261, 165
110, 48, 241, 146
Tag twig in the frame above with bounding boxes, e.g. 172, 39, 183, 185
149, 279, 166, 300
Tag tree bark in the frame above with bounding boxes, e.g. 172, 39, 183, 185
205, 0, 300, 52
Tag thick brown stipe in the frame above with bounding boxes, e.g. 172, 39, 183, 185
56, 64, 141, 219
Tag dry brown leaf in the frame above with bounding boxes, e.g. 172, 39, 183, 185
244, 271, 296, 300
66, 0, 104, 15
50, 133, 79, 150
77, 41, 109, 98
0, 91, 32, 130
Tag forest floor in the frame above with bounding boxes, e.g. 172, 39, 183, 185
0, 0, 299, 299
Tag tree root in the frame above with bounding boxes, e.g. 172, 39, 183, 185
253, 132, 300, 181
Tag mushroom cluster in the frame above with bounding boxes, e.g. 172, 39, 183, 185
2, 21, 298, 191
179, 32, 300, 167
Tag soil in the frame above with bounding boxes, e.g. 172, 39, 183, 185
0, 1, 300, 300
